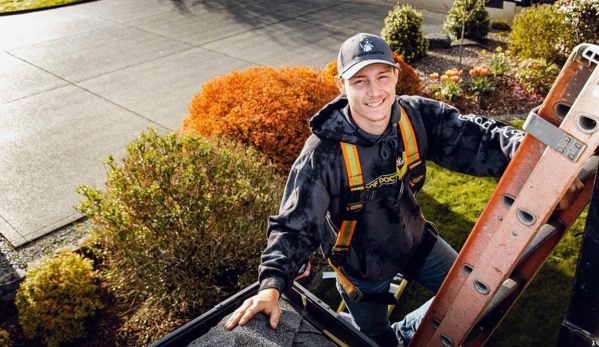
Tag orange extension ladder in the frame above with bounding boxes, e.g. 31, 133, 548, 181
408, 43, 599, 347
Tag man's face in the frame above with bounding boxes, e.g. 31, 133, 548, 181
335, 63, 399, 136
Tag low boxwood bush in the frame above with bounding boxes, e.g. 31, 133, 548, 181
491, 19, 511, 31
0, 329, 8, 347
15, 253, 103, 347
444, 0, 491, 40
381, 3, 429, 63
322, 51, 421, 96
77, 129, 285, 317
509, 4, 570, 64
180, 66, 338, 172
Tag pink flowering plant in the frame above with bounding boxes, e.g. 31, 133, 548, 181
515, 58, 561, 96
557, 0, 599, 54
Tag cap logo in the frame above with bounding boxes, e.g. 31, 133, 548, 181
359, 38, 374, 53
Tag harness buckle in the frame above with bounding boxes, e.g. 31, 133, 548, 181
329, 249, 348, 267
346, 187, 365, 209
348, 287, 364, 303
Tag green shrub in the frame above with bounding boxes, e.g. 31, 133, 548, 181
322, 51, 422, 96
15, 253, 103, 347
491, 18, 511, 31
509, 4, 570, 63
515, 58, 561, 96
556, 0, 599, 54
444, 0, 491, 40
381, 3, 429, 63
0, 329, 8, 347
180, 66, 338, 173
76, 129, 285, 316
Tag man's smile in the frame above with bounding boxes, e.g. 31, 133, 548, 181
366, 99, 385, 107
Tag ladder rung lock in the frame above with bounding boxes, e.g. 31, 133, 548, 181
523, 107, 586, 162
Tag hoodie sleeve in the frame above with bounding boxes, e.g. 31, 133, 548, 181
258, 139, 329, 294
405, 96, 525, 177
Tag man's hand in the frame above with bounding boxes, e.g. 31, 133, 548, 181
557, 178, 584, 210
224, 288, 281, 330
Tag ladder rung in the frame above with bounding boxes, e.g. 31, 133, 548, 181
518, 220, 563, 267
480, 275, 524, 320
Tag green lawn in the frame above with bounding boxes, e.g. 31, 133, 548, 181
0, 0, 86, 13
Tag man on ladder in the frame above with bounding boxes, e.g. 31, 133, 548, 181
224, 33, 583, 346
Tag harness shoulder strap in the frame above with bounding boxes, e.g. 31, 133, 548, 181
398, 105, 425, 193
340, 142, 365, 212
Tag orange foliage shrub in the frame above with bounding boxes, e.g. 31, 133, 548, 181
180, 66, 339, 172
322, 52, 421, 96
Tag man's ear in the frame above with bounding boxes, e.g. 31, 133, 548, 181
334, 76, 346, 95
393, 65, 400, 85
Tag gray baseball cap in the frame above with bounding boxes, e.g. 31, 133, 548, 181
337, 33, 400, 79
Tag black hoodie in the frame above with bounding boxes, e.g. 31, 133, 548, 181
258, 95, 524, 294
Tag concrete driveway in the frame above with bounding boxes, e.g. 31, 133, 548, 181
0, 0, 449, 246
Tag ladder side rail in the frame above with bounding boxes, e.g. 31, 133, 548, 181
421, 44, 599, 347
464, 179, 595, 347
409, 44, 599, 347
408, 132, 546, 345
409, 44, 597, 347
428, 150, 588, 347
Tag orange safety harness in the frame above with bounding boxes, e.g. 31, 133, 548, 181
329, 106, 426, 303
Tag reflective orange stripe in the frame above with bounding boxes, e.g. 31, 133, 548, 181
399, 106, 421, 170
328, 259, 361, 299
334, 220, 357, 249
340, 142, 363, 188
410, 174, 424, 188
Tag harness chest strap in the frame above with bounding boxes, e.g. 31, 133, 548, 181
330, 105, 423, 302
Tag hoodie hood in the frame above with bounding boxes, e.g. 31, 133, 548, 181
309, 95, 402, 146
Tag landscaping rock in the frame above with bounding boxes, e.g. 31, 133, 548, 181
451, 38, 481, 47
426, 33, 452, 49
0, 269, 25, 294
